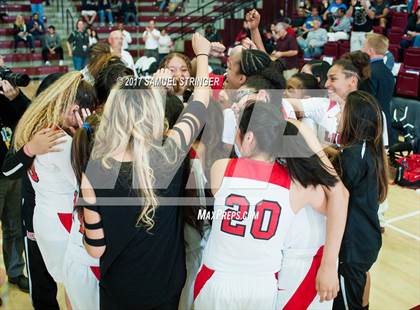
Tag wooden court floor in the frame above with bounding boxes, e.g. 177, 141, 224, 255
0, 83, 417, 309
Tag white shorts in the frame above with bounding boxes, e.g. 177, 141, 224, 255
63, 253, 100, 310
63, 216, 100, 310
33, 208, 72, 283
81, 10, 96, 16
194, 265, 277, 310
277, 246, 333, 310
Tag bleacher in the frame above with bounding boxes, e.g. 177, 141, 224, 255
0, 0, 232, 80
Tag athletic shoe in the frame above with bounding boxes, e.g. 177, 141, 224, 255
8, 275, 29, 293
45, 61, 51, 66
59, 60, 64, 66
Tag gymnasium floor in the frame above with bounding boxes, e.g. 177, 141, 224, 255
0, 83, 418, 309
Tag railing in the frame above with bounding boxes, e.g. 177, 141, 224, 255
66, 9, 75, 35
164, 0, 257, 42
56, 0, 65, 24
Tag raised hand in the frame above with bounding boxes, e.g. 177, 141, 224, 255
192, 32, 211, 56
245, 9, 261, 31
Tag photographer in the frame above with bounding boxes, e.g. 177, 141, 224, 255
0, 55, 30, 293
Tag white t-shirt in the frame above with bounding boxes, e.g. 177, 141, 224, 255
143, 29, 160, 50
121, 50, 137, 75
158, 34, 172, 54
122, 29, 132, 50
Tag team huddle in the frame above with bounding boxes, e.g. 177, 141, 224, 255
0, 8, 390, 310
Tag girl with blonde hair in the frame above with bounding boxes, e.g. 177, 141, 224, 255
13, 15, 35, 53
13, 71, 97, 305
80, 32, 211, 309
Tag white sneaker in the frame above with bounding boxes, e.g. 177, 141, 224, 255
59, 60, 64, 66
45, 61, 51, 66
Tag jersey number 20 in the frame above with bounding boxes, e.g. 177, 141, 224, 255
221, 194, 281, 240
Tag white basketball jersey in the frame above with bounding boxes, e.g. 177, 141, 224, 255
202, 158, 295, 274
29, 134, 77, 215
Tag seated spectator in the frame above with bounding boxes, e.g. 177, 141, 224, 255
42, 25, 64, 66
110, 0, 121, 21
303, 6, 323, 32
263, 27, 276, 54
30, 0, 44, 23
158, 29, 173, 63
97, 0, 113, 26
327, 8, 352, 41
121, 0, 138, 25
272, 22, 299, 80
81, 0, 97, 25
400, 7, 420, 48
323, 0, 348, 26
27, 12, 45, 45
87, 26, 98, 47
13, 15, 35, 53
118, 23, 132, 50
205, 24, 222, 43
298, 19, 328, 58
291, 7, 308, 33
373, 0, 390, 28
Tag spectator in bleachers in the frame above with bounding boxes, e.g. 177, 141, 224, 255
30, 0, 44, 23
28, 12, 45, 46
81, 0, 97, 26
263, 27, 276, 54
291, 7, 308, 34
348, 0, 376, 51
158, 29, 173, 63
323, 0, 348, 26
121, 0, 138, 25
13, 15, 35, 53
118, 23, 132, 50
110, 0, 121, 21
400, 6, 420, 48
108, 30, 136, 73
362, 33, 396, 144
272, 22, 299, 80
373, 0, 390, 28
87, 26, 98, 47
67, 20, 90, 70
303, 6, 323, 32
327, 8, 352, 41
97, 0, 114, 27
204, 24, 222, 43
142, 20, 160, 60
42, 25, 64, 66
297, 19, 328, 58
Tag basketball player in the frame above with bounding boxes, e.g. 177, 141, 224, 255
194, 103, 348, 309
12, 72, 96, 294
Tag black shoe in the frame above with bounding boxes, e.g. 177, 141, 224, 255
8, 275, 29, 293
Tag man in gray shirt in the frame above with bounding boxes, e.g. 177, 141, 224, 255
42, 25, 64, 66
297, 19, 328, 58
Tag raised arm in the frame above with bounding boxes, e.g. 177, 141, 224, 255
246, 9, 267, 53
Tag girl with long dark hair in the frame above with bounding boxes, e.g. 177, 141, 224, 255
333, 91, 388, 310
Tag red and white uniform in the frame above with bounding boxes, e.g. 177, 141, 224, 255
277, 206, 333, 310
283, 98, 341, 146
63, 209, 100, 310
194, 158, 295, 310
30, 134, 75, 283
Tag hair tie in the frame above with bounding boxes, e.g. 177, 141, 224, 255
82, 122, 92, 135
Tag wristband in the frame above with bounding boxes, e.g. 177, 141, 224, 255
196, 54, 209, 57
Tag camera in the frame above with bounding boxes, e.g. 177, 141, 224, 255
0, 67, 30, 87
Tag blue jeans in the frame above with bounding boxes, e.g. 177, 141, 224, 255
413, 35, 420, 48
298, 38, 323, 58
73, 56, 86, 70
124, 12, 137, 24
98, 9, 113, 24
31, 4, 43, 22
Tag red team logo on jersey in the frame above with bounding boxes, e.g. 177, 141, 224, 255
28, 165, 39, 183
